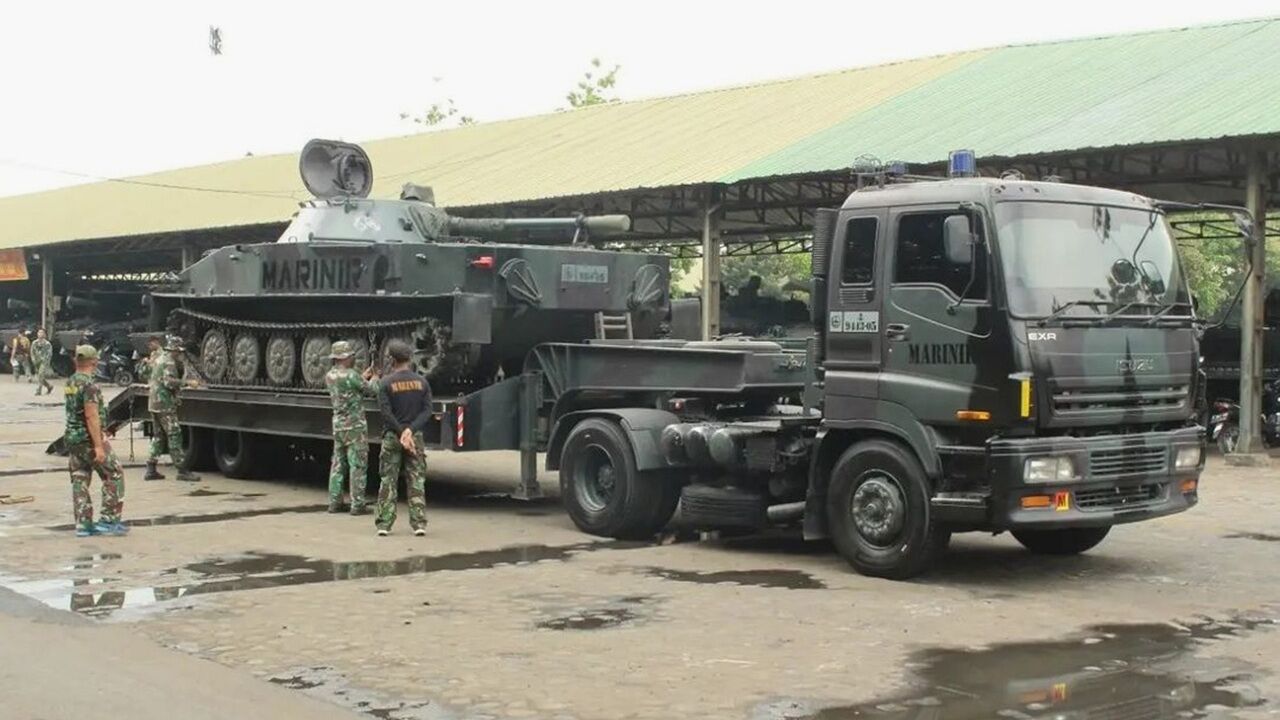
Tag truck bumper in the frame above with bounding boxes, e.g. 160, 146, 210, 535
978, 427, 1202, 530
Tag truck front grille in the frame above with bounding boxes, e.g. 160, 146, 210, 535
1052, 384, 1189, 415
1076, 483, 1164, 510
1089, 446, 1167, 479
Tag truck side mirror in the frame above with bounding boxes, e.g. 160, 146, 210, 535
943, 215, 974, 265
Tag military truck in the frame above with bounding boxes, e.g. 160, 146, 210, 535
102, 149, 1229, 579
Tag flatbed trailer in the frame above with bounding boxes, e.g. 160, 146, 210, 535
104, 338, 813, 499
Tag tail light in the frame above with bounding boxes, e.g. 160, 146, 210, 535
469, 255, 495, 270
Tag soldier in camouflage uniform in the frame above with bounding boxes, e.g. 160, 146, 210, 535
145, 335, 200, 482
325, 340, 378, 514
375, 339, 431, 537
136, 335, 163, 385
64, 345, 127, 537
31, 327, 54, 395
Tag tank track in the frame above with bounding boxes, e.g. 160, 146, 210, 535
167, 307, 474, 392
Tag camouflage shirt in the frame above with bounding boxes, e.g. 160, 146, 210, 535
325, 366, 374, 433
137, 348, 162, 383
148, 351, 182, 413
31, 338, 52, 366
64, 372, 105, 447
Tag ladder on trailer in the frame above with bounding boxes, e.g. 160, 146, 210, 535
594, 312, 633, 340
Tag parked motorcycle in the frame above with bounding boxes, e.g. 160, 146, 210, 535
1208, 381, 1280, 454
93, 341, 136, 387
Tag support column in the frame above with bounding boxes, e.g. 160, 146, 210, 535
1230, 149, 1270, 463
700, 187, 723, 340
40, 257, 55, 333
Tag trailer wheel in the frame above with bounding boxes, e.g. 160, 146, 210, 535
1012, 526, 1111, 555
827, 439, 948, 580
560, 418, 678, 540
180, 426, 215, 472
213, 429, 262, 479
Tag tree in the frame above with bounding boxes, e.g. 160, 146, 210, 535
566, 58, 621, 108
401, 78, 476, 128
719, 254, 811, 299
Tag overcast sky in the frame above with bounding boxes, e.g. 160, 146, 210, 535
0, 0, 1275, 198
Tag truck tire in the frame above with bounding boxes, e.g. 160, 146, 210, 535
559, 418, 679, 540
826, 439, 948, 580
1012, 526, 1111, 555
180, 426, 215, 472
213, 429, 262, 479
678, 485, 768, 529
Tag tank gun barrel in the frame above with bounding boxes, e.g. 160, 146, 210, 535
447, 214, 631, 242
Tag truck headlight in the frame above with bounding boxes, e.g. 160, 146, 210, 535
1024, 456, 1075, 483
1174, 446, 1202, 470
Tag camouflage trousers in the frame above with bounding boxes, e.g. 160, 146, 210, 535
148, 412, 187, 467
34, 361, 53, 392
376, 430, 427, 531
68, 442, 124, 526
329, 428, 369, 509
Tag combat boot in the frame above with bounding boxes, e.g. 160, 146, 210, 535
144, 461, 165, 481
176, 470, 201, 482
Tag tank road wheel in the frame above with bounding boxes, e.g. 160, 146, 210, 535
1012, 527, 1111, 555
346, 337, 371, 373
265, 335, 298, 386
300, 335, 332, 388
826, 439, 949, 580
200, 329, 230, 383
231, 333, 261, 384
559, 418, 679, 540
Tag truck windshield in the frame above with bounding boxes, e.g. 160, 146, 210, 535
995, 201, 1190, 320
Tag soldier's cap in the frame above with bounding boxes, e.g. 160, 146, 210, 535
164, 335, 184, 351
74, 345, 99, 360
330, 340, 355, 360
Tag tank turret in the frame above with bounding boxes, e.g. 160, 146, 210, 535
151, 139, 670, 391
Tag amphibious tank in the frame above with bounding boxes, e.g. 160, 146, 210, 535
149, 139, 669, 392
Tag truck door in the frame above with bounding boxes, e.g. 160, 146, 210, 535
880, 206, 996, 425
824, 210, 886, 405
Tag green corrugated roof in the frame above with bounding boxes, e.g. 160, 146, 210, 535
3, 17, 1279, 250
727, 18, 1280, 180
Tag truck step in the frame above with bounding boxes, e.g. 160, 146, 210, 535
930, 492, 990, 524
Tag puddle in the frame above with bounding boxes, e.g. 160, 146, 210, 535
3, 540, 646, 617
1225, 531, 1280, 543
643, 566, 825, 590
538, 607, 638, 630
779, 613, 1274, 720
268, 665, 445, 719
46, 504, 329, 531
536, 595, 654, 631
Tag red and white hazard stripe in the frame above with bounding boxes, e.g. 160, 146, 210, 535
455, 405, 465, 448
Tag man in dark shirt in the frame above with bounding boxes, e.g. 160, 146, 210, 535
375, 339, 432, 536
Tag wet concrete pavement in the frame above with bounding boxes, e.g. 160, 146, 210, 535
1, 381, 1279, 719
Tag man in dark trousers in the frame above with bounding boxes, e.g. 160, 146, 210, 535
375, 339, 431, 537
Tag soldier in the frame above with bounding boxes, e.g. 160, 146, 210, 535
64, 345, 127, 536
10, 328, 32, 382
325, 340, 378, 514
374, 339, 431, 537
31, 327, 54, 395
144, 335, 200, 482
136, 335, 163, 384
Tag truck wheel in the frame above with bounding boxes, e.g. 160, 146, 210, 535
180, 426, 215, 472
826, 439, 947, 580
1012, 527, 1110, 555
559, 418, 678, 540
213, 429, 262, 479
